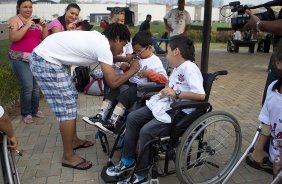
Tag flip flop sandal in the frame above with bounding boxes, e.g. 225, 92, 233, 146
62, 158, 92, 170
246, 153, 273, 174
73, 140, 94, 150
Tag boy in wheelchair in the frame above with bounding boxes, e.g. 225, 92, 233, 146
105, 35, 205, 183
246, 39, 282, 177
83, 31, 168, 134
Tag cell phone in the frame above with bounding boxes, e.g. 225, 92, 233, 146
32, 18, 40, 24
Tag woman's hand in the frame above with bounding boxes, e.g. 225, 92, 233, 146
39, 18, 47, 29
68, 22, 76, 31
25, 19, 34, 28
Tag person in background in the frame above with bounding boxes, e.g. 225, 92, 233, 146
163, 0, 191, 37
0, 106, 17, 152
75, 19, 93, 31
48, 3, 80, 34
139, 14, 166, 54
108, 7, 134, 66
7, 0, 48, 124
233, 29, 242, 40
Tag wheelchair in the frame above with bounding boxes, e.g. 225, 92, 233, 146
97, 70, 242, 184
0, 132, 21, 184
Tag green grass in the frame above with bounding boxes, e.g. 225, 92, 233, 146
0, 40, 10, 66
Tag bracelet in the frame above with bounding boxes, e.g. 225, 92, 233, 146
256, 20, 262, 32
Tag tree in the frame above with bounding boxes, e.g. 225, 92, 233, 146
60, 0, 76, 3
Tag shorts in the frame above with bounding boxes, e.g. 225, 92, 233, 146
30, 52, 78, 121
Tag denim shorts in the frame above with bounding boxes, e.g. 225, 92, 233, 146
30, 52, 78, 121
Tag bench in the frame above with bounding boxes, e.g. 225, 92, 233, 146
232, 40, 257, 53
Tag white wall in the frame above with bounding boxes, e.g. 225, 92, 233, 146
135, 4, 166, 24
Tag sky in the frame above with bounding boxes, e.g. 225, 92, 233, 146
50, 0, 270, 6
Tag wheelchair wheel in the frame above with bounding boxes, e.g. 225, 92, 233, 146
175, 111, 242, 184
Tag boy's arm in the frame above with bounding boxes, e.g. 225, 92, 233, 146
140, 70, 167, 84
160, 87, 205, 101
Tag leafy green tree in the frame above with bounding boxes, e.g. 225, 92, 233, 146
60, 0, 76, 3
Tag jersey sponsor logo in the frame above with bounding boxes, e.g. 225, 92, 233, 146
178, 74, 185, 82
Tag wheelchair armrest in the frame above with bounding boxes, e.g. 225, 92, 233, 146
137, 82, 165, 92
170, 100, 210, 111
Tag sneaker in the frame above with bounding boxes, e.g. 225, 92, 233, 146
82, 114, 103, 126
33, 111, 45, 118
23, 115, 33, 124
117, 174, 148, 184
106, 161, 135, 177
95, 120, 115, 133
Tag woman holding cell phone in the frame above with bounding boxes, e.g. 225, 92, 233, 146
7, 0, 48, 124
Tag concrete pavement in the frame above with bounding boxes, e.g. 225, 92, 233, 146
11, 48, 273, 184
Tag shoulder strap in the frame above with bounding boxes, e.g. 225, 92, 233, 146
97, 79, 104, 95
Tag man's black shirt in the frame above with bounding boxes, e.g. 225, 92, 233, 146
139, 20, 150, 32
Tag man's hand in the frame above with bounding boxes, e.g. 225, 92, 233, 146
8, 135, 17, 152
243, 10, 260, 31
129, 59, 140, 73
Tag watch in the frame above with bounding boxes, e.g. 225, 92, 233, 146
175, 89, 181, 99
256, 20, 262, 32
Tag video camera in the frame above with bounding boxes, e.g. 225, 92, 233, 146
228, 0, 282, 30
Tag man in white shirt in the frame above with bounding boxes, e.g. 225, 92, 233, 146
30, 23, 140, 170
163, 0, 191, 37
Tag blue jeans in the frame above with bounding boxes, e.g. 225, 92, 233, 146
10, 58, 39, 117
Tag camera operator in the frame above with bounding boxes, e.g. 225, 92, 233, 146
244, 9, 282, 104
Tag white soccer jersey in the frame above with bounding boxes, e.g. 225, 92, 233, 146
168, 61, 205, 114
164, 8, 191, 37
129, 54, 167, 84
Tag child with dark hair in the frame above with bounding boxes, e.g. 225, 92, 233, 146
30, 23, 140, 170
246, 39, 282, 176
105, 35, 205, 184
75, 20, 93, 31
48, 3, 81, 34
83, 31, 168, 133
